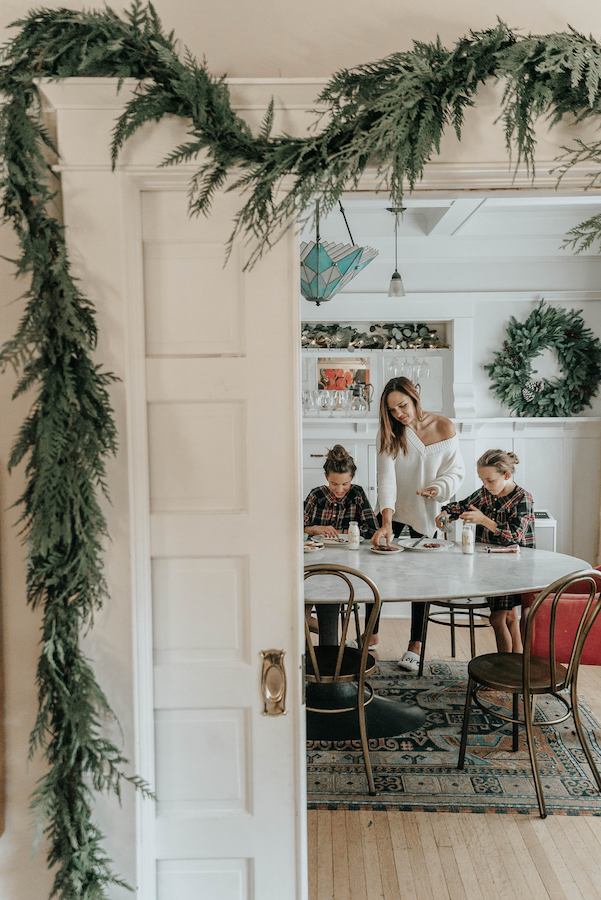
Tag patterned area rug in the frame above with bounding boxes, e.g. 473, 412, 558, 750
307, 660, 601, 814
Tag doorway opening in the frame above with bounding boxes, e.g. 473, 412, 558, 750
299, 190, 601, 895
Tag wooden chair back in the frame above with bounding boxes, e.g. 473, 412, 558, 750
523, 569, 601, 693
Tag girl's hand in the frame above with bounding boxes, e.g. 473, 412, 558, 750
416, 485, 439, 499
460, 505, 486, 525
371, 524, 393, 548
309, 525, 339, 538
435, 512, 448, 529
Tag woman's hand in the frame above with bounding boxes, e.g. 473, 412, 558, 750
416, 485, 440, 499
459, 505, 486, 525
371, 524, 393, 548
307, 524, 339, 538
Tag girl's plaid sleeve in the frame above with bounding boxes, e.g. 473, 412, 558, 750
357, 488, 379, 537
441, 488, 483, 520
304, 490, 317, 528
495, 493, 535, 546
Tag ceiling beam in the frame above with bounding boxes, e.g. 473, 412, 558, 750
426, 198, 486, 236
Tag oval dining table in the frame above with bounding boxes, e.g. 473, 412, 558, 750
304, 542, 589, 740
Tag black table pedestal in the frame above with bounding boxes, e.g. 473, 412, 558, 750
306, 681, 426, 741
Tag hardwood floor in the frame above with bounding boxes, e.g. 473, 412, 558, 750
307, 618, 601, 899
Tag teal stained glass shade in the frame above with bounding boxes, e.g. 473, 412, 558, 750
300, 240, 378, 304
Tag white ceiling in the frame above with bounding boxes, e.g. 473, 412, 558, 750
301, 195, 601, 294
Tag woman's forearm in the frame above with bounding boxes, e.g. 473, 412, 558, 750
380, 508, 393, 526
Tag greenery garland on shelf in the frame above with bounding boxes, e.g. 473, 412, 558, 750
484, 302, 601, 416
301, 322, 443, 350
2, 3, 601, 895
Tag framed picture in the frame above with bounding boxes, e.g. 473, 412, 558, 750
317, 356, 370, 391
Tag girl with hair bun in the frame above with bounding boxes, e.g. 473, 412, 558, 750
437, 448, 535, 653
304, 444, 378, 539
304, 445, 378, 644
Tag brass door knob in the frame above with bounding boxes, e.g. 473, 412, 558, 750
260, 649, 287, 716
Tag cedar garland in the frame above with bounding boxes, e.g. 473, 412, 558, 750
2, 4, 601, 896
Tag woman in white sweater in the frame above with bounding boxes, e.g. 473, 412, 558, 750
371, 377, 465, 671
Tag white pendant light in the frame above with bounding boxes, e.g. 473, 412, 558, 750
387, 206, 406, 297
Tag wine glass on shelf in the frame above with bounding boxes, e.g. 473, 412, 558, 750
387, 358, 402, 380
415, 358, 430, 381
318, 390, 336, 416
401, 359, 416, 382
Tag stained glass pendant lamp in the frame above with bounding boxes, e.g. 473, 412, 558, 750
387, 206, 406, 297
300, 201, 378, 305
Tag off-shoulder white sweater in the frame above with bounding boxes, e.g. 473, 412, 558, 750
376, 429, 465, 537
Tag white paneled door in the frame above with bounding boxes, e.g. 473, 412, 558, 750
129, 183, 305, 898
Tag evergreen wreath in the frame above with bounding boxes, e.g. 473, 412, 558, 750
484, 302, 601, 416
2, 3, 601, 896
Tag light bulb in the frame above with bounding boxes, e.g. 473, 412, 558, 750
388, 270, 405, 297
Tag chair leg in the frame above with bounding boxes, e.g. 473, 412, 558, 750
418, 603, 430, 677
524, 693, 546, 818
571, 681, 601, 792
512, 693, 519, 752
357, 675, 375, 795
468, 607, 476, 658
450, 608, 456, 658
458, 676, 474, 769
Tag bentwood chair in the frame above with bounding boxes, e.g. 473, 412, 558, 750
418, 598, 491, 676
304, 563, 382, 794
457, 570, 601, 817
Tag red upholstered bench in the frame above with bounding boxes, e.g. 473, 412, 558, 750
522, 567, 601, 665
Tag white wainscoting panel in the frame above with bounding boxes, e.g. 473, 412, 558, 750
154, 708, 249, 815
147, 401, 247, 512
144, 242, 245, 357
157, 859, 250, 900
152, 556, 249, 664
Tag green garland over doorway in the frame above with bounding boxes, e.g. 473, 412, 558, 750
2, 4, 601, 896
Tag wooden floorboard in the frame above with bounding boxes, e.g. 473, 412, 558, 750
307, 617, 601, 899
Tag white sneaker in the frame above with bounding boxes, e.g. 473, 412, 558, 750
398, 650, 420, 672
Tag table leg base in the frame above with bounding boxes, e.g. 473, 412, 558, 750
306, 682, 425, 741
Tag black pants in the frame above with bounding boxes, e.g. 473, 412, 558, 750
367, 516, 424, 640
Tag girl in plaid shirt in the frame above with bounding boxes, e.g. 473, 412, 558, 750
436, 449, 535, 654
304, 445, 378, 644
304, 445, 378, 539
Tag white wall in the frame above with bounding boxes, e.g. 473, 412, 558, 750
2, 0, 601, 76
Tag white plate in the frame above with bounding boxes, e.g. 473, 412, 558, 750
303, 543, 324, 554
370, 545, 404, 554
398, 538, 450, 552
321, 535, 365, 546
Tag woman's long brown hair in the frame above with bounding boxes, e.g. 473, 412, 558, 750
378, 377, 423, 457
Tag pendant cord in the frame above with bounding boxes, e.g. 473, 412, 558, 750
394, 212, 398, 272
338, 200, 355, 245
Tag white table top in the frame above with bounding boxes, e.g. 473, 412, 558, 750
304, 542, 589, 603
